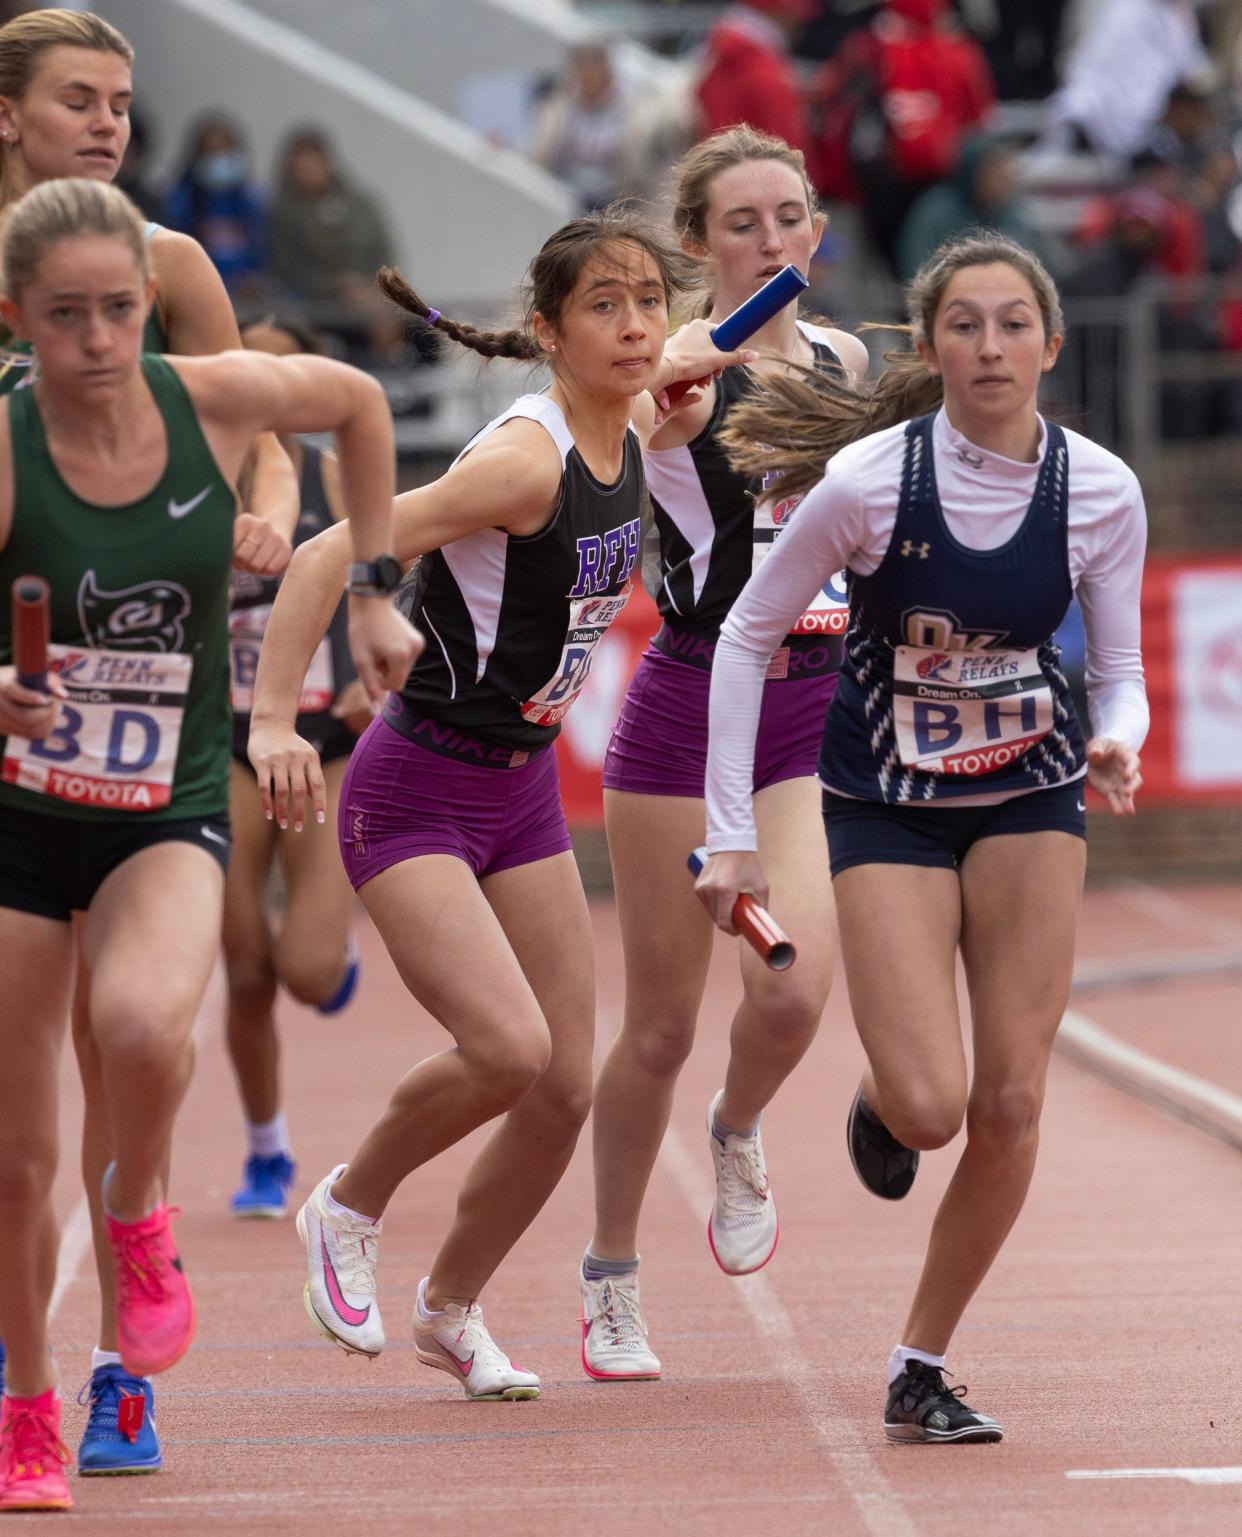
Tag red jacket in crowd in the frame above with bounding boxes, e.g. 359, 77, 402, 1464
810, 0, 995, 201
695, 2, 816, 156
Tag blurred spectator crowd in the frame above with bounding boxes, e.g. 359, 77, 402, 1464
531, 0, 1242, 447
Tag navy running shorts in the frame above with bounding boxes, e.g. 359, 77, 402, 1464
822, 779, 1087, 877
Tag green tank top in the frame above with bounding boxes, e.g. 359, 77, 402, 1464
0, 354, 235, 821
0, 221, 169, 395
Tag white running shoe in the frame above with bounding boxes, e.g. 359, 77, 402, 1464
295, 1167, 385, 1358
706, 1090, 778, 1275
412, 1279, 540, 1401
579, 1266, 661, 1381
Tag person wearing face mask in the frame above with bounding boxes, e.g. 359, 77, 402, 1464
164, 114, 267, 296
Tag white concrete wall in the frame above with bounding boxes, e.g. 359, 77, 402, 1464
104, 0, 575, 311
240, 0, 590, 119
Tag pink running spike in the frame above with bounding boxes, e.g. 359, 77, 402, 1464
0, 1390, 72, 1512
105, 1201, 196, 1377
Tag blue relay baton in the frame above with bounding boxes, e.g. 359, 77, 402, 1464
665, 264, 809, 404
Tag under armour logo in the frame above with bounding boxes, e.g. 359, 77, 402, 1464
900, 540, 930, 559
957, 447, 984, 468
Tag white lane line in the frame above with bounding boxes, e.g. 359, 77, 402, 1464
660, 1126, 919, 1537
1071, 947, 1242, 994
1110, 882, 1242, 947
1056, 1009, 1242, 1153
1067, 1467, 1242, 1485
48, 965, 223, 1325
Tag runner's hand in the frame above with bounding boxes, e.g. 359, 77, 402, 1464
330, 677, 379, 736
0, 666, 65, 740
347, 597, 423, 706
233, 512, 292, 576
248, 721, 325, 831
1086, 737, 1142, 815
695, 849, 769, 936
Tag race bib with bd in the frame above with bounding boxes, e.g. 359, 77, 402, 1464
228, 604, 334, 714
520, 589, 631, 727
3, 644, 193, 812
892, 645, 1053, 776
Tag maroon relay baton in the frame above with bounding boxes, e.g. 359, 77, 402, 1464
688, 846, 796, 972
11, 575, 49, 691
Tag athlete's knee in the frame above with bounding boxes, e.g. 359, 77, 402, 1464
469, 1020, 553, 1110
93, 1005, 195, 1083
627, 1012, 697, 1079
967, 1080, 1043, 1152
0, 1135, 57, 1211
741, 974, 828, 1050
276, 946, 347, 1009
880, 1086, 965, 1152
226, 966, 278, 1022
525, 1066, 593, 1138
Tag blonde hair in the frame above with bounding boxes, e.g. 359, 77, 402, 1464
721, 231, 1063, 501
4, 177, 147, 299
670, 125, 822, 322
671, 124, 820, 248
0, 8, 132, 101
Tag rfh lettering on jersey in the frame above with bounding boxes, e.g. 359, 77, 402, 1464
570, 518, 641, 598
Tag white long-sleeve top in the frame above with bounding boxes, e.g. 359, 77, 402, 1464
705, 408, 1149, 852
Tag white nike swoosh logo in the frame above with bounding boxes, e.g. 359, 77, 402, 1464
1076, 801, 1085, 812
200, 825, 229, 847
168, 486, 212, 520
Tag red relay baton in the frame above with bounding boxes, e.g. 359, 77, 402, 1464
11, 575, 50, 691
688, 846, 796, 972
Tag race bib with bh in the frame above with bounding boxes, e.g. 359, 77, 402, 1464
228, 604, 333, 715
2, 644, 193, 811
892, 645, 1053, 776
520, 590, 631, 727
753, 492, 849, 637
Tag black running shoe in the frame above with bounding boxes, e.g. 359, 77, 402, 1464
884, 1361, 1003, 1444
846, 1088, 919, 1200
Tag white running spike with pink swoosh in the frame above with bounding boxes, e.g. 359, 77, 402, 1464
295, 1167, 386, 1358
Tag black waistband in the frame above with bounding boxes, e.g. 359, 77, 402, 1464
651, 623, 843, 678
381, 698, 551, 769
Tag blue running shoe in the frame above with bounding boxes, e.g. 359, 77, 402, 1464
230, 1152, 296, 1219
77, 1364, 161, 1476
316, 934, 360, 1016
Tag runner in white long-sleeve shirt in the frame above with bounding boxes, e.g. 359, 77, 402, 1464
697, 233, 1147, 1444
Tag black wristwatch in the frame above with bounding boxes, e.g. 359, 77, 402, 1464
346, 555, 402, 595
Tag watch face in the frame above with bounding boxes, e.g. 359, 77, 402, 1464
377, 555, 402, 591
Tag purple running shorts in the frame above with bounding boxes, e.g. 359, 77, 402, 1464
603, 635, 839, 799
338, 715, 573, 889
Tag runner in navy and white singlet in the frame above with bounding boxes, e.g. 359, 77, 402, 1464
223, 316, 373, 1225
246, 210, 757, 1402
699, 233, 1147, 1444
584, 127, 870, 1381
0, 10, 298, 1473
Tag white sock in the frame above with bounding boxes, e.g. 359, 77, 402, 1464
416, 1277, 443, 1321
322, 1164, 377, 1224
91, 1348, 123, 1373
888, 1344, 946, 1385
247, 1113, 290, 1160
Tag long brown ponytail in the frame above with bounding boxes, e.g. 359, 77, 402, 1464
721, 230, 1064, 501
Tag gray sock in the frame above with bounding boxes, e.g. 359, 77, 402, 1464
712, 1109, 759, 1144
582, 1249, 639, 1282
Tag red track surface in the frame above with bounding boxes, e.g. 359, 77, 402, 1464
31, 877, 1242, 1534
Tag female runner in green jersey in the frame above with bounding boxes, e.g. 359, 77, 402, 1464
0, 177, 418, 1514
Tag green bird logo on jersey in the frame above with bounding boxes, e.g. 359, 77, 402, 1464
77, 569, 192, 653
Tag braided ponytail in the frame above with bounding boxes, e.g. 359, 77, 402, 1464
378, 266, 543, 362
378, 205, 693, 366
